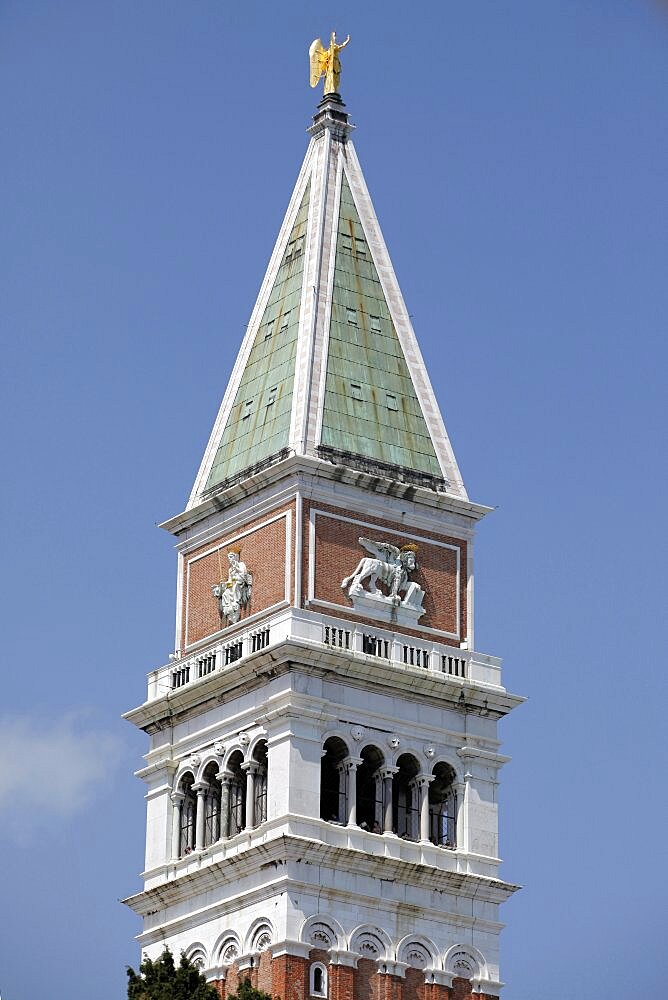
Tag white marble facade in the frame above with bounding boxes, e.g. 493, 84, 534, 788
129, 658, 515, 996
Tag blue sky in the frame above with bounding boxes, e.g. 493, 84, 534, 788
1, 2, 666, 998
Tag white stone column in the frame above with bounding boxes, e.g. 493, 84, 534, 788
335, 762, 347, 824
170, 791, 185, 859
456, 780, 467, 852
379, 766, 398, 834
217, 770, 233, 839
242, 762, 259, 830
343, 756, 362, 827
193, 782, 209, 851
258, 766, 268, 824
416, 775, 434, 842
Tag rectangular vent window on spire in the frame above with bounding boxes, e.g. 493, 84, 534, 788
202, 180, 310, 492
349, 382, 363, 400
346, 307, 358, 326
266, 385, 278, 407
386, 393, 399, 411
242, 400, 253, 420
354, 237, 367, 259
285, 234, 305, 262
370, 315, 382, 333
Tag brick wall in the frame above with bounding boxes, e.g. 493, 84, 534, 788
180, 494, 468, 651
403, 968, 425, 1000
302, 501, 467, 644
211, 953, 485, 1000
272, 954, 309, 1000
329, 963, 354, 1000
181, 502, 295, 647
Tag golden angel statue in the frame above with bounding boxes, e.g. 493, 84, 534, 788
309, 32, 350, 95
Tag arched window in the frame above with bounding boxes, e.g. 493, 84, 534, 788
393, 754, 420, 840
203, 762, 222, 847
310, 962, 328, 998
429, 762, 457, 848
227, 750, 246, 836
253, 740, 268, 826
320, 736, 348, 823
356, 745, 384, 832
178, 773, 196, 856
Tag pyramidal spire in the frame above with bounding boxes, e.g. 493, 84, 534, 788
188, 92, 468, 510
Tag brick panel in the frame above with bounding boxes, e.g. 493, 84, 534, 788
423, 981, 449, 1000
182, 502, 294, 647
272, 953, 308, 1000
354, 958, 383, 1000
257, 949, 274, 994
303, 501, 467, 644
222, 963, 241, 997
329, 962, 355, 1000
403, 968, 426, 1000
450, 978, 472, 1000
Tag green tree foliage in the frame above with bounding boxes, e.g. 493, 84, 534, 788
226, 979, 272, 1000
126, 948, 220, 1000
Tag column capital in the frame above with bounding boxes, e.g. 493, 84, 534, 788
270, 940, 312, 959
378, 766, 399, 779
343, 755, 363, 769
192, 781, 210, 795
241, 761, 260, 774
414, 774, 435, 788
216, 770, 235, 784
170, 790, 186, 804
472, 977, 503, 996
377, 960, 409, 978
425, 970, 454, 988
328, 949, 359, 968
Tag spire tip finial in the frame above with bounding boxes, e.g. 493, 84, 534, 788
309, 32, 350, 96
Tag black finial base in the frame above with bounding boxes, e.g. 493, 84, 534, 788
317, 92, 345, 109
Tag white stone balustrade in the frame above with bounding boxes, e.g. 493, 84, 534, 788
146, 606, 503, 702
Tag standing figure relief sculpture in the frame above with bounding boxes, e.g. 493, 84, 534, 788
213, 550, 252, 626
341, 538, 425, 619
309, 32, 350, 95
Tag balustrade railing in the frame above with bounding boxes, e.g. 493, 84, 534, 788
402, 644, 430, 669
150, 607, 498, 701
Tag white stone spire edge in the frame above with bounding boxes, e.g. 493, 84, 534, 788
342, 142, 469, 500
186, 141, 316, 510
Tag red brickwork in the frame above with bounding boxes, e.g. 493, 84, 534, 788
272, 954, 309, 1000
256, 949, 274, 994
302, 501, 467, 644
329, 963, 354, 1000
450, 978, 473, 1000
379, 973, 403, 1000
355, 958, 383, 1000
422, 981, 449, 1000
182, 502, 295, 647
212, 953, 486, 1000
403, 968, 425, 1000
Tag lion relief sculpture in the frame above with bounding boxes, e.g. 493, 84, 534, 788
341, 537, 425, 618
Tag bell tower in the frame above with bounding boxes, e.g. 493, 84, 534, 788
124, 75, 523, 1000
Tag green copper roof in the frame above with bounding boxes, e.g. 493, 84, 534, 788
204, 184, 310, 491
319, 176, 441, 476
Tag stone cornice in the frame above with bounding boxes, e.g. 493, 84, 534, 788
123, 833, 519, 919
457, 746, 512, 766
125, 639, 523, 734
161, 455, 491, 539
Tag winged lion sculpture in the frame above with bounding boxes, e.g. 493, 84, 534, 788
341, 537, 420, 607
